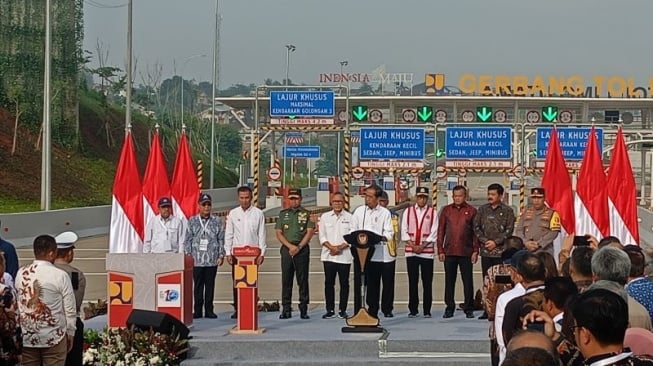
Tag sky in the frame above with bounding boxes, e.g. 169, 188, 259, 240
83, 0, 653, 88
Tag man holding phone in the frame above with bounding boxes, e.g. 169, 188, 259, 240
514, 188, 560, 255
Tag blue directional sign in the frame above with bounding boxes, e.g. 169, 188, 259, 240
445, 127, 512, 159
536, 127, 603, 160
360, 128, 425, 160
282, 146, 321, 158
269, 91, 335, 117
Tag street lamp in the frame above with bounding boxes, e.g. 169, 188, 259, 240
337, 61, 348, 178
210, 0, 221, 189
41, 0, 52, 210
339, 60, 348, 92
284, 44, 296, 87
180, 54, 206, 128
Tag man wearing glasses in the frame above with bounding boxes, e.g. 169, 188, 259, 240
184, 193, 225, 319
318, 192, 353, 319
276, 188, 315, 319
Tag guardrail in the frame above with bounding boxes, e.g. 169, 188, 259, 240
1, 187, 317, 248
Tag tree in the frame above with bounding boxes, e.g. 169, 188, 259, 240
7, 79, 27, 156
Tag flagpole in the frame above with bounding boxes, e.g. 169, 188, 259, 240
41, 0, 52, 211
210, 0, 220, 189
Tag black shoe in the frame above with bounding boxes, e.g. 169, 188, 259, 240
465, 311, 475, 319
193, 313, 202, 319
443, 311, 454, 319
230, 312, 238, 319
338, 311, 348, 319
300, 312, 310, 319
478, 312, 488, 320
408, 313, 418, 318
322, 311, 336, 319
384, 312, 394, 318
205, 312, 217, 319
424, 313, 432, 318
279, 311, 291, 319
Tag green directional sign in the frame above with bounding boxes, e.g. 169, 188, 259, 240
476, 106, 493, 122
417, 106, 433, 122
435, 148, 445, 158
542, 106, 558, 122
352, 105, 368, 122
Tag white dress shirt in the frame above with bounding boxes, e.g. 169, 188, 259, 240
143, 214, 184, 253
351, 204, 394, 263
400, 204, 438, 260
224, 205, 267, 256
16, 260, 77, 347
318, 210, 353, 264
495, 282, 526, 364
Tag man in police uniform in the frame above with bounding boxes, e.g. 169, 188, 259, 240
53, 231, 86, 366
514, 188, 561, 256
276, 188, 315, 319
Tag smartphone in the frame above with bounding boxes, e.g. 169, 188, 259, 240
495, 274, 512, 284
526, 321, 546, 332
573, 235, 590, 247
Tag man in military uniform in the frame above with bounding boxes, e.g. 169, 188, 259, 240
276, 188, 315, 319
514, 188, 561, 256
53, 231, 86, 366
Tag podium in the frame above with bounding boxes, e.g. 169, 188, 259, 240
106, 253, 194, 328
230, 246, 265, 334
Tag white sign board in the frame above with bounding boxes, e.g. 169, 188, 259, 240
445, 161, 512, 168
270, 118, 335, 125
360, 161, 425, 169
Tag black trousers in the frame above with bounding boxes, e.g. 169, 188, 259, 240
64, 317, 84, 366
406, 256, 434, 315
323, 261, 351, 312
351, 245, 375, 313
366, 260, 396, 317
280, 245, 310, 312
193, 266, 218, 314
481, 256, 502, 279
444, 255, 474, 312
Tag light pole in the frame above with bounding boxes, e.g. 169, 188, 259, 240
338, 60, 348, 92
180, 54, 206, 128
337, 61, 348, 178
210, 0, 221, 189
41, 0, 52, 210
283, 44, 295, 188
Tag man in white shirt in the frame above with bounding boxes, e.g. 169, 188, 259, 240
351, 185, 393, 318
16, 234, 76, 366
143, 197, 184, 253
401, 187, 437, 318
495, 250, 528, 365
225, 186, 266, 319
318, 192, 353, 319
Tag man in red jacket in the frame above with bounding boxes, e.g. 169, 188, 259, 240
437, 185, 478, 319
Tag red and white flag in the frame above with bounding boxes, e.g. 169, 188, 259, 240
541, 127, 575, 258
574, 127, 609, 239
109, 130, 144, 253
607, 127, 639, 245
142, 130, 171, 227
171, 130, 199, 231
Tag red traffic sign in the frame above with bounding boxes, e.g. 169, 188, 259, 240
526, 110, 541, 123
494, 109, 507, 123
435, 165, 447, 179
458, 168, 467, 177
351, 166, 365, 179
512, 164, 526, 179
461, 110, 475, 122
369, 109, 383, 123
267, 167, 281, 181
402, 109, 416, 123
559, 110, 573, 123
435, 110, 447, 123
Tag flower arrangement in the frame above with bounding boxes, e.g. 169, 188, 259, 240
83, 326, 188, 365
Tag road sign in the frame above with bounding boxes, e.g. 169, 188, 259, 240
559, 110, 573, 123
476, 106, 493, 122
416, 106, 433, 122
435, 109, 447, 123
435, 165, 447, 179
424, 134, 435, 143
461, 110, 475, 122
351, 166, 365, 179
270, 118, 334, 125
360, 127, 425, 160
402, 109, 416, 123
268, 181, 282, 187
445, 127, 512, 160
526, 110, 541, 123
494, 110, 507, 123
351, 180, 366, 187
542, 106, 559, 122
269, 91, 335, 117
536, 127, 603, 160
360, 161, 425, 169
352, 105, 368, 122
369, 109, 383, 123
458, 168, 467, 177
337, 110, 349, 123
445, 160, 512, 168
267, 167, 281, 181
512, 164, 526, 179
282, 146, 321, 158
